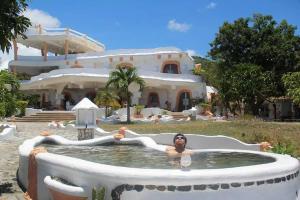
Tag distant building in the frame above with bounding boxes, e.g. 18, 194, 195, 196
9, 25, 206, 111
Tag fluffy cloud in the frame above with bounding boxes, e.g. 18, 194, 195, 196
206, 2, 217, 9
185, 49, 198, 57
167, 19, 191, 32
23, 8, 61, 28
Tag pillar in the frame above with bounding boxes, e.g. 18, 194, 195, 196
55, 85, 65, 108
64, 40, 69, 60
43, 42, 48, 61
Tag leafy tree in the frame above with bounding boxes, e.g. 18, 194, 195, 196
192, 56, 219, 88
210, 14, 300, 97
282, 72, 300, 105
220, 64, 275, 115
0, 70, 20, 116
106, 67, 145, 123
0, 0, 31, 53
94, 89, 120, 118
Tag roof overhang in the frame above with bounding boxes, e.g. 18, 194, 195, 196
20, 69, 201, 90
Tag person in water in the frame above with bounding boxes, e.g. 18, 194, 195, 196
166, 133, 191, 157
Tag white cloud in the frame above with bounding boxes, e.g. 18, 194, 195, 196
206, 2, 217, 9
23, 8, 61, 28
0, 44, 41, 70
185, 49, 198, 57
167, 19, 191, 32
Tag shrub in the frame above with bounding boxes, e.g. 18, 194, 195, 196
0, 102, 6, 118
4, 95, 16, 117
16, 100, 28, 116
135, 105, 144, 115
199, 102, 211, 111
271, 141, 296, 156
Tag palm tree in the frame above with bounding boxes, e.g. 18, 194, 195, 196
94, 88, 120, 118
106, 67, 145, 123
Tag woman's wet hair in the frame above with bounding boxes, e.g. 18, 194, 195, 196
173, 133, 187, 146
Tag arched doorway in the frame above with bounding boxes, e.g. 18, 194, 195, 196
148, 92, 160, 107
177, 90, 192, 111
63, 92, 72, 110
86, 91, 96, 102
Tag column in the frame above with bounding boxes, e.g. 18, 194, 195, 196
64, 40, 69, 60
55, 85, 65, 109
43, 42, 48, 61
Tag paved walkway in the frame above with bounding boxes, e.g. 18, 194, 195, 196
0, 122, 77, 199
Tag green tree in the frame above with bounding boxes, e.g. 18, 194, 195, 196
221, 64, 275, 115
192, 56, 219, 88
106, 67, 145, 123
0, 70, 20, 116
282, 72, 300, 105
94, 89, 120, 118
0, 0, 31, 53
210, 14, 300, 97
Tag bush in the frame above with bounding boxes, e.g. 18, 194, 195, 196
271, 141, 296, 156
135, 105, 145, 115
199, 102, 211, 111
16, 100, 28, 116
0, 103, 6, 118
4, 95, 16, 117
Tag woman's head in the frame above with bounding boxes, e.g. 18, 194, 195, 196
173, 133, 187, 148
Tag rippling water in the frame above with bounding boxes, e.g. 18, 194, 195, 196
43, 144, 276, 169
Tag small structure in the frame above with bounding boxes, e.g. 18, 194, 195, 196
72, 98, 98, 140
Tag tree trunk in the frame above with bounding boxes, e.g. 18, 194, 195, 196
126, 91, 131, 123
273, 103, 277, 119
251, 103, 259, 116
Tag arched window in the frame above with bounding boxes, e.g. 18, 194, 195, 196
162, 61, 180, 74
86, 91, 96, 102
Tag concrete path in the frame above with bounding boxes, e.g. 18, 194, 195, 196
0, 122, 77, 199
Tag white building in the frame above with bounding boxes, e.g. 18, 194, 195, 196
8, 25, 206, 112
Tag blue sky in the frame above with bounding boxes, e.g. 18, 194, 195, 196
1, 0, 299, 69
26, 0, 300, 57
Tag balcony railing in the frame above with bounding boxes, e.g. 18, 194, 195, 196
28, 68, 202, 83
25, 26, 105, 49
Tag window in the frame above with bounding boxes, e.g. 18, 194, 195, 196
162, 63, 179, 74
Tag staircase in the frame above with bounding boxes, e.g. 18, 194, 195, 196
170, 112, 188, 121
9, 111, 76, 122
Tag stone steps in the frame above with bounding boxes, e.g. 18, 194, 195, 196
170, 112, 188, 120
8, 111, 76, 122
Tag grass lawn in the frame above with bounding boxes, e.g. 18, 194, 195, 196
100, 120, 300, 157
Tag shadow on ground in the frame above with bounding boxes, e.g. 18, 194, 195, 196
0, 182, 13, 195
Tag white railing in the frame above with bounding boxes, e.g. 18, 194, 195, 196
25, 26, 105, 49
16, 47, 185, 62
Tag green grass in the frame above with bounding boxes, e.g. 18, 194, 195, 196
100, 120, 300, 157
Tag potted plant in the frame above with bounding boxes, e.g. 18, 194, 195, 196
134, 105, 144, 118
